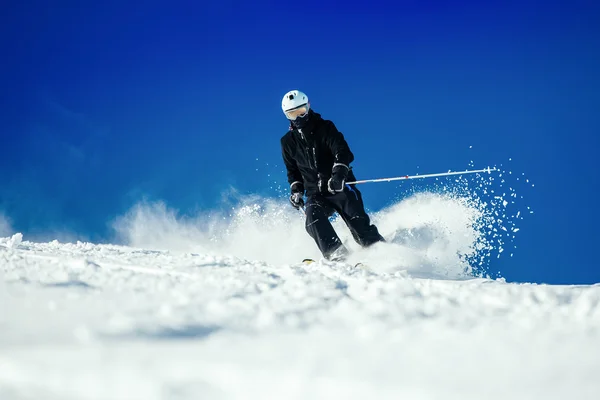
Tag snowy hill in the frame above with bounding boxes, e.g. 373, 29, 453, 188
1, 192, 599, 399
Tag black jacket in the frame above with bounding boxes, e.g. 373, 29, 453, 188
281, 111, 357, 195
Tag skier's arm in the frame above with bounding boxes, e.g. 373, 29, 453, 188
324, 121, 354, 167
281, 138, 303, 191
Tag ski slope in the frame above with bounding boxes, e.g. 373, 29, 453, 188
1, 191, 599, 399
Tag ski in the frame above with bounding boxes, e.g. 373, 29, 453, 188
301, 258, 370, 271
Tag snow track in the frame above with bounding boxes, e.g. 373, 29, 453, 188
1, 236, 600, 400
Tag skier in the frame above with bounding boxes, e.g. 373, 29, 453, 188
280, 90, 385, 261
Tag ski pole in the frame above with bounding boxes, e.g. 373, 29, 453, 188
345, 167, 496, 185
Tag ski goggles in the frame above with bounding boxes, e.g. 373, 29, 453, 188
284, 104, 309, 120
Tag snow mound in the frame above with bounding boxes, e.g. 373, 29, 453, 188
1, 239, 599, 400
0, 233, 22, 249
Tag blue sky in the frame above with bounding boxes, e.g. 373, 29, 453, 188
1, 1, 599, 284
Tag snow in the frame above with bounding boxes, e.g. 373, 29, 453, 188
0, 212, 12, 237
1, 192, 599, 400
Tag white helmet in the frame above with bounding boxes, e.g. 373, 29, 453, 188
281, 90, 310, 120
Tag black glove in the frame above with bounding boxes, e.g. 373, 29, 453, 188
328, 164, 349, 194
289, 181, 305, 210
289, 192, 304, 210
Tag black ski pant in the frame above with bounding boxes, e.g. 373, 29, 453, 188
304, 185, 384, 259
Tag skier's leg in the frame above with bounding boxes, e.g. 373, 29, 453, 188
333, 185, 385, 247
304, 194, 348, 260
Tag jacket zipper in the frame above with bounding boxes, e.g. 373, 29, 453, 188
300, 130, 317, 170
305, 148, 314, 169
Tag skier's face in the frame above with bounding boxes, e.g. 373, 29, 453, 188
291, 110, 311, 129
